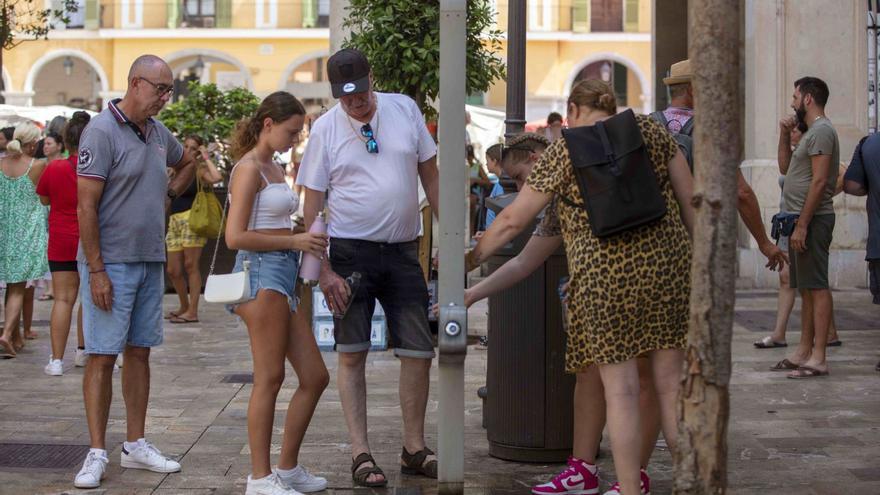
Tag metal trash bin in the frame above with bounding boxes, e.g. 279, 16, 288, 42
482, 193, 575, 463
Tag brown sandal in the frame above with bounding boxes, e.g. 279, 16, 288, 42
401, 447, 437, 479
351, 452, 387, 487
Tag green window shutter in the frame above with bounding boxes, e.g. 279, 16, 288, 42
572, 0, 590, 33
216, 0, 231, 27
302, 0, 317, 28
465, 92, 485, 106
166, 0, 179, 28
84, 0, 99, 29
624, 0, 639, 32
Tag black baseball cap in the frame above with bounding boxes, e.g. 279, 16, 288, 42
327, 48, 371, 98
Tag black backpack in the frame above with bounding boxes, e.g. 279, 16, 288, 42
650, 110, 695, 172
561, 109, 668, 238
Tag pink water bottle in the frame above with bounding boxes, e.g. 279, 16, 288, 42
298, 211, 326, 286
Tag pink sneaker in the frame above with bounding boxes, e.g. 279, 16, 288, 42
602, 467, 650, 495
532, 456, 599, 495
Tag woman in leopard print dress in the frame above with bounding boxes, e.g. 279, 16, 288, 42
469, 80, 694, 495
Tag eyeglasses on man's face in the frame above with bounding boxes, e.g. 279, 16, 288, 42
361, 123, 378, 154
138, 77, 174, 97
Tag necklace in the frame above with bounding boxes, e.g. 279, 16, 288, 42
346, 97, 378, 143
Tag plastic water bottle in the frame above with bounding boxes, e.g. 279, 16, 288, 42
332, 272, 362, 320
298, 211, 327, 286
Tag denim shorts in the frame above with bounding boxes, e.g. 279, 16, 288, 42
78, 261, 164, 355
226, 249, 300, 314
329, 238, 435, 359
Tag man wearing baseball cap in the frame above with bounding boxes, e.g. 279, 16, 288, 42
297, 48, 440, 487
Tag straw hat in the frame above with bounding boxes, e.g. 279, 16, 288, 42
663, 59, 692, 86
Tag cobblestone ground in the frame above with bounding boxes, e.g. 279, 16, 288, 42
0, 289, 878, 494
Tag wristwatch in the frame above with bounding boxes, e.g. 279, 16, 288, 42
167, 187, 178, 200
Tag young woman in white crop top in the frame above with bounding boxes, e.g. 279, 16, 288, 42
225, 91, 330, 495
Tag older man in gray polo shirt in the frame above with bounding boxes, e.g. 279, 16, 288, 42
73, 55, 194, 489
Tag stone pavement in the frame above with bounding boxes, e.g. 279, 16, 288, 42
0, 289, 878, 495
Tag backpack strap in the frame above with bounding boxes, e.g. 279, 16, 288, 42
557, 193, 583, 210
649, 111, 668, 128
679, 116, 696, 137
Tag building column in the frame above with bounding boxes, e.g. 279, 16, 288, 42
651, 0, 687, 112
2, 91, 35, 106
738, 0, 869, 289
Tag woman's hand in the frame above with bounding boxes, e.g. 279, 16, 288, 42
198, 145, 210, 162
291, 232, 329, 257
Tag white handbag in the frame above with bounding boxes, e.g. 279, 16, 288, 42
204, 186, 252, 304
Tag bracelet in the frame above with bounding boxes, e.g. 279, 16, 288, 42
89, 269, 106, 274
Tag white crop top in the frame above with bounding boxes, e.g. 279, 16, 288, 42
231, 167, 298, 230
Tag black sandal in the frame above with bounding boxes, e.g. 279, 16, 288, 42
351, 452, 388, 487
401, 447, 437, 479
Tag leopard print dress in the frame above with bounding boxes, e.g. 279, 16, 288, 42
526, 115, 692, 373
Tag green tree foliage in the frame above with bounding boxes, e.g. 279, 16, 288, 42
159, 82, 260, 174
1, 0, 79, 95
343, 0, 505, 121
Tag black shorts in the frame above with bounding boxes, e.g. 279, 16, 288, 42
49, 260, 78, 272
329, 238, 435, 359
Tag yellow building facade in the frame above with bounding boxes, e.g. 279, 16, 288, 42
2, 0, 654, 121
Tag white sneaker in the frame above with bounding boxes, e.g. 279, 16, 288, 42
74, 348, 88, 367
44, 358, 63, 376
246, 473, 303, 495
276, 465, 327, 493
120, 441, 181, 473
74, 451, 108, 488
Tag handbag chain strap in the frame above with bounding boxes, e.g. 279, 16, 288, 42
207, 164, 262, 277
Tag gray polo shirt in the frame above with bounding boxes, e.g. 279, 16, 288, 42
77, 99, 183, 263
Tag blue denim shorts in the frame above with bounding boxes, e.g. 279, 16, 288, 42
226, 249, 300, 314
78, 262, 164, 355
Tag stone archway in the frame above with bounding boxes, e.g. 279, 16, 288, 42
164, 49, 254, 91
278, 50, 332, 113
24, 49, 109, 109
564, 52, 652, 113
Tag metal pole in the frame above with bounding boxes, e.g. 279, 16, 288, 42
329, 0, 351, 53
438, 0, 467, 491
505, 0, 527, 136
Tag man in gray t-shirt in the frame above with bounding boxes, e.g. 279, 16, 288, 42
73, 55, 194, 490
775, 76, 838, 379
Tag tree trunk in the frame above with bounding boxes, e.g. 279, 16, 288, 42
672, 0, 741, 493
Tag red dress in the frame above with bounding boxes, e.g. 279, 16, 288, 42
36, 156, 79, 262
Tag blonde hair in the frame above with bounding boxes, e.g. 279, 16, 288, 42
568, 79, 617, 115
6, 123, 41, 156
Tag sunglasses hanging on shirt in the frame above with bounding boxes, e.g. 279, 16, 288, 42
360, 123, 379, 154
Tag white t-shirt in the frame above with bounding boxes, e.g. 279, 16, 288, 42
296, 92, 437, 243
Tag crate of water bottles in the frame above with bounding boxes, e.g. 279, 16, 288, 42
311, 285, 387, 352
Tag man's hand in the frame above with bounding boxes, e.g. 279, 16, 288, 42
319, 267, 351, 314
90, 271, 114, 311
779, 115, 797, 133
790, 224, 808, 253
759, 241, 789, 271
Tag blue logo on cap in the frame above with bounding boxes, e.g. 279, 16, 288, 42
343, 83, 356, 93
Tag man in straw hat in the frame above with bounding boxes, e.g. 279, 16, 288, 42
652, 59, 788, 272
